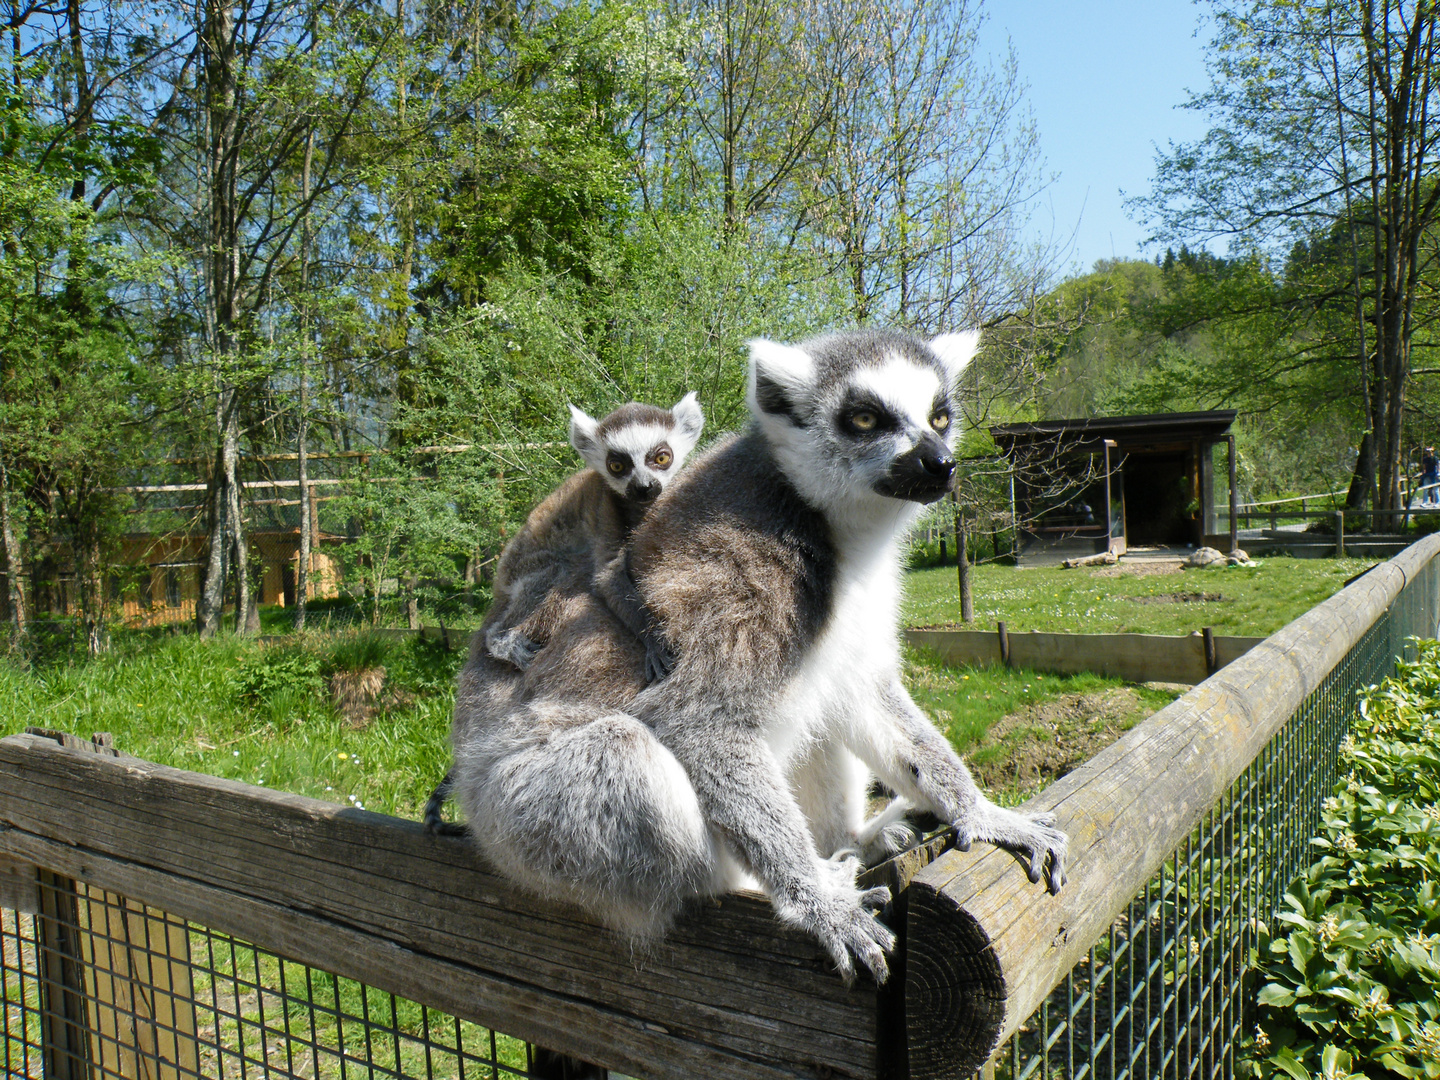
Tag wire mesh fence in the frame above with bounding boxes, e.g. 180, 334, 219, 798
2, 878, 607, 1080
997, 553, 1437, 1080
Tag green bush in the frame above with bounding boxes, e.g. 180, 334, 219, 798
232, 645, 326, 704
1244, 640, 1440, 1080
325, 631, 392, 674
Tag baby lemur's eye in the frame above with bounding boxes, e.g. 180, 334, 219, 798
848, 410, 879, 432
606, 452, 631, 476
649, 445, 674, 469
930, 411, 951, 432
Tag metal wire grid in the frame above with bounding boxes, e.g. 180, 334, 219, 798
999, 595, 1409, 1080
2, 878, 603, 1080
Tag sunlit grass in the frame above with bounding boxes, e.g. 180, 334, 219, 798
902, 556, 1377, 636
0, 630, 460, 819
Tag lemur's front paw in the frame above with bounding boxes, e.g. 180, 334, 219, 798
854, 797, 919, 863
783, 867, 896, 987
955, 805, 1068, 895
487, 629, 541, 671
642, 631, 677, 684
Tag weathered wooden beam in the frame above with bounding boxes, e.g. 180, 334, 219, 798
902, 531, 1440, 1077
0, 731, 927, 1080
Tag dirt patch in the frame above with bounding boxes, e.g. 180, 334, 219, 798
969, 687, 1149, 796
1127, 591, 1225, 604
1091, 561, 1185, 577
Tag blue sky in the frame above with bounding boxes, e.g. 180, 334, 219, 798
976, 1, 1216, 277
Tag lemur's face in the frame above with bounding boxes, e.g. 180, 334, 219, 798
569, 393, 705, 504
747, 330, 980, 509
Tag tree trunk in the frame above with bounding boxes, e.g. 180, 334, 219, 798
955, 500, 973, 624
197, 0, 240, 638
0, 458, 28, 642
297, 129, 315, 631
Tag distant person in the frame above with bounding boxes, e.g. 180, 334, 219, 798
1422, 446, 1439, 506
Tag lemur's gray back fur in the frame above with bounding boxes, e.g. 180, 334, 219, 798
447, 330, 1067, 984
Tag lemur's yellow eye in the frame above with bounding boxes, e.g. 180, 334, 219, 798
850, 411, 878, 432
653, 448, 673, 468
606, 456, 628, 476
931, 411, 951, 432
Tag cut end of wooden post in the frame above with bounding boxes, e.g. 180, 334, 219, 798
904, 877, 1007, 1079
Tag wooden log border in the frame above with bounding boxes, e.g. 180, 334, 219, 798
901, 531, 1440, 1076
905, 627, 1265, 685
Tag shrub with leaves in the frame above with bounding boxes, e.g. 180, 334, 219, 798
1244, 640, 1440, 1080
231, 645, 326, 705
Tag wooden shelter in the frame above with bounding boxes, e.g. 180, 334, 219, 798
990, 410, 1238, 566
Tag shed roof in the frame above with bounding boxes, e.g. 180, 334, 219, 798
990, 410, 1237, 447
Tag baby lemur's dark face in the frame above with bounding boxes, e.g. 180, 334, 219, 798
569, 394, 705, 503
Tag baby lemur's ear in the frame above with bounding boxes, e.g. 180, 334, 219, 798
670, 391, 704, 444
928, 330, 981, 386
568, 404, 601, 466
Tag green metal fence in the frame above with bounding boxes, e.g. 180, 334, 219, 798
994, 549, 1440, 1080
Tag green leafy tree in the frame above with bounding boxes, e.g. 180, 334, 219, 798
1137, 0, 1440, 512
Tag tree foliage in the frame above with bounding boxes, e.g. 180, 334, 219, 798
0, 0, 1050, 649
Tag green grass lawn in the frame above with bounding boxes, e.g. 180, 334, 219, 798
902, 555, 1378, 636
0, 554, 1372, 818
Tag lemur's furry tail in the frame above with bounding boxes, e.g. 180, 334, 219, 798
423, 769, 468, 836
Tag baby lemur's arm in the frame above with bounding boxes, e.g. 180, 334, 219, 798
594, 551, 675, 684
483, 566, 563, 670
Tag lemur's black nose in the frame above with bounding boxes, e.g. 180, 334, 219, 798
631, 479, 663, 503
917, 434, 955, 479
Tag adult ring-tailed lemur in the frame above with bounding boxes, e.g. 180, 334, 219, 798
448, 330, 1068, 985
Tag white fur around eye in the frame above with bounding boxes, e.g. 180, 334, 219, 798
605, 422, 677, 462
852, 361, 944, 429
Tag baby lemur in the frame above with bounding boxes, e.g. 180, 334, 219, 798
424, 393, 704, 835
448, 330, 1068, 985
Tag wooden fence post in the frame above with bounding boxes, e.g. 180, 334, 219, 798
36, 869, 91, 1080
1335, 511, 1346, 557
24, 729, 201, 1080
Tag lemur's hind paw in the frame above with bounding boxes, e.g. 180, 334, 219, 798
487, 629, 541, 671
642, 632, 677, 684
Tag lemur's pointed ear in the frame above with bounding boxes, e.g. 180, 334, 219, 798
746, 339, 815, 424
929, 330, 982, 385
568, 404, 601, 464
670, 391, 705, 444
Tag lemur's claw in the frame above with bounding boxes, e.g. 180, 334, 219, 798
643, 636, 677, 684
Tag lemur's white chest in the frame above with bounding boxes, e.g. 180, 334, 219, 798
766, 542, 903, 765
